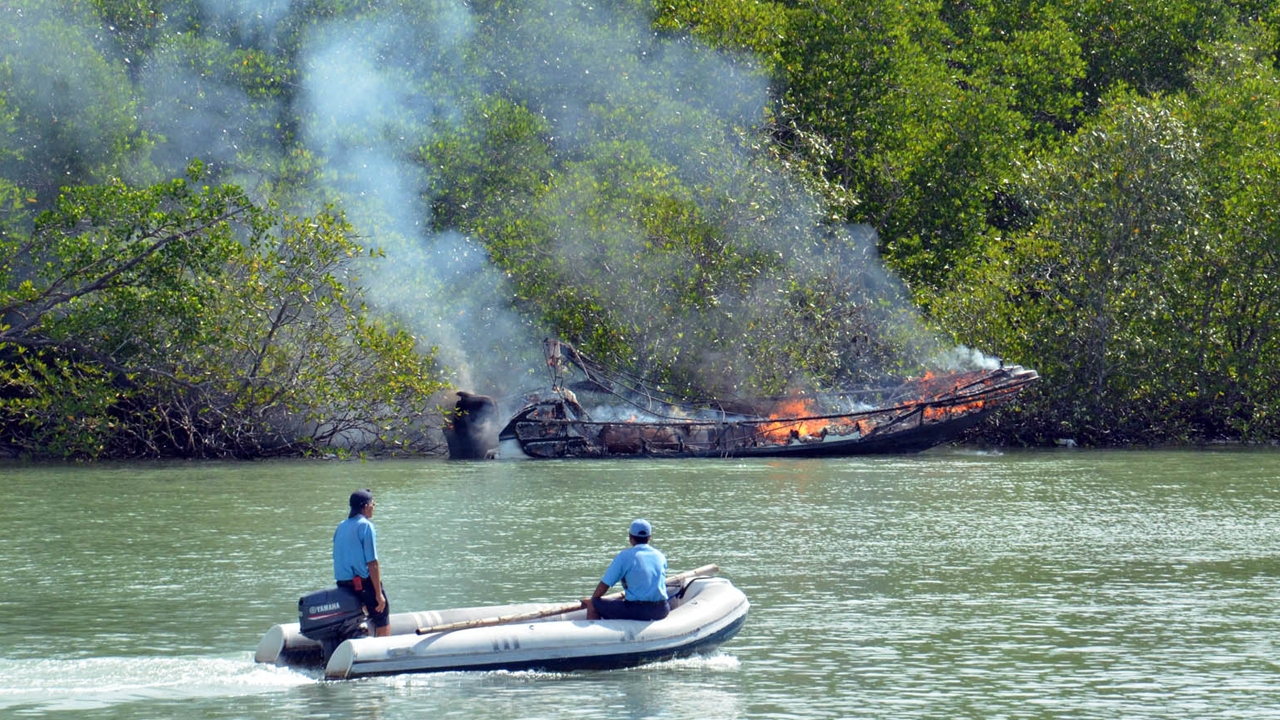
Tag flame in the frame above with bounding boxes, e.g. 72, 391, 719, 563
773, 397, 815, 417
760, 396, 825, 442
915, 370, 1003, 421
754, 370, 1004, 445
923, 399, 986, 421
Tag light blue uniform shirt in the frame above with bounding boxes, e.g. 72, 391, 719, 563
601, 544, 668, 602
333, 515, 378, 582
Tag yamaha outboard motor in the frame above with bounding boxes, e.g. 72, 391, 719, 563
298, 586, 367, 660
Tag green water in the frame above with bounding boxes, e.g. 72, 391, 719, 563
3, 449, 1280, 718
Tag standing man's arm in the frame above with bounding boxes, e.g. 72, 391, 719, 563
368, 559, 386, 612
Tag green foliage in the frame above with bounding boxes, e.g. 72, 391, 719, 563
88, 0, 169, 65
928, 86, 1276, 445
138, 31, 291, 181
1059, 0, 1234, 103
0, 166, 445, 459
939, 0, 1086, 143
180, 207, 444, 457
5, 0, 1280, 451
0, 345, 121, 458
762, 0, 1085, 287
422, 96, 555, 231
0, 0, 154, 202
651, 0, 795, 72
1178, 31, 1280, 439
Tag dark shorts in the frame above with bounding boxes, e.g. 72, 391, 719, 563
593, 597, 670, 621
338, 578, 391, 628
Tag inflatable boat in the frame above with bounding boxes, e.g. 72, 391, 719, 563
255, 566, 748, 679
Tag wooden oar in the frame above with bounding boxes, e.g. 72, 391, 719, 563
414, 564, 720, 635
414, 599, 591, 635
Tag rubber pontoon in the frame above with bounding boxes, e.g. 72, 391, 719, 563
255, 572, 748, 679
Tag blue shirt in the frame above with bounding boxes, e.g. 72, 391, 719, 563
333, 515, 378, 582
601, 544, 668, 602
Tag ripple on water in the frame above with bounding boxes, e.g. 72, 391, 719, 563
0, 654, 315, 713
6, 452, 1280, 719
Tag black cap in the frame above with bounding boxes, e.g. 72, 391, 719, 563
348, 489, 373, 517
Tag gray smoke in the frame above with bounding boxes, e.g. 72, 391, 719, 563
19, 0, 982, 404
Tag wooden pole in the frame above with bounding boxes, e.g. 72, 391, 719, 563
415, 564, 720, 635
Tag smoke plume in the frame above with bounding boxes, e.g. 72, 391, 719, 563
19, 0, 980, 405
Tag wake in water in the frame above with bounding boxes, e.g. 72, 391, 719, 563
0, 654, 315, 713
371, 651, 742, 687
0, 651, 740, 712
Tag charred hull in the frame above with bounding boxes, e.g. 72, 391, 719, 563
497, 364, 1039, 459
443, 391, 501, 460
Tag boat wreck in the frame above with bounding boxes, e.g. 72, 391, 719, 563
480, 339, 1037, 460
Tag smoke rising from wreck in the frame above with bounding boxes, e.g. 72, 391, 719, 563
23, 0, 1001, 407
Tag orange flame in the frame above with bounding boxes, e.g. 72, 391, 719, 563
923, 399, 986, 421
760, 397, 825, 442
754, 371, 1002, 445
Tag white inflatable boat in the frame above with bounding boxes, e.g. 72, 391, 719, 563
255, 567, 748, 679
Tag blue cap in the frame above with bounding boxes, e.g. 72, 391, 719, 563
629, 518, 652, 539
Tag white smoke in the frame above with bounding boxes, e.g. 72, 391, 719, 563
119, 0, 999, 398
293, 9, 546, 394
196, 0, 292, 30
933, 345, 1002, 371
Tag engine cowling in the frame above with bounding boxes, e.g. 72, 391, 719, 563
298, 586, 367, 658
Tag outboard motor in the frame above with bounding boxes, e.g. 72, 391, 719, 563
298, 586, 367, 660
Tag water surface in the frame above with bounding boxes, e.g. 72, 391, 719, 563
3, 449, 1280, 718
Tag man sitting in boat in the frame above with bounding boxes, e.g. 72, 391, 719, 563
586, 519, 670, 621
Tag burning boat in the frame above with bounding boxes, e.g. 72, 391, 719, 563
454, 339, 1037, 460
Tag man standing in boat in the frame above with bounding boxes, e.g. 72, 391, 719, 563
586, 518, 670, 620
333, 489, 391, 637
